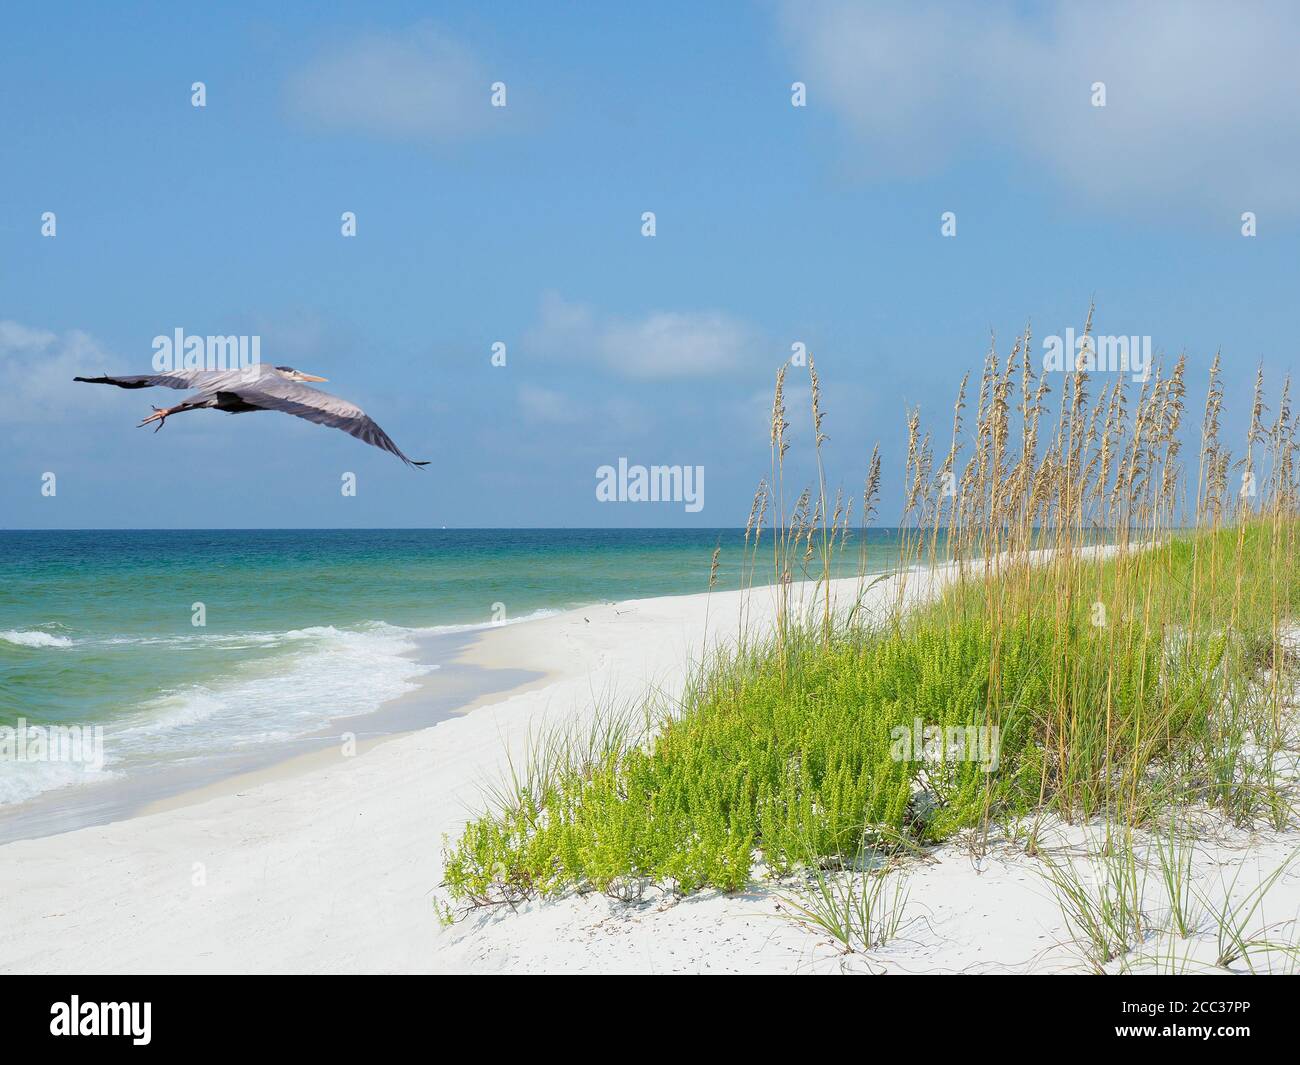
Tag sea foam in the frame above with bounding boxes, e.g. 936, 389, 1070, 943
0, 611, 560, 807
1, 630, 73, 649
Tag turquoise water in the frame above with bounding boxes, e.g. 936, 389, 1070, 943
0, 529, 902, 806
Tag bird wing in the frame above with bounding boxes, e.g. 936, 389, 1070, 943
229, 378, 429, 468
74, 366, 273, 392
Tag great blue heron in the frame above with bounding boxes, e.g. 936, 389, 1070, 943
74, 364, 429, 468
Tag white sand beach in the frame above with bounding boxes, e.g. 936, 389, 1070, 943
2, 564, 1298, 975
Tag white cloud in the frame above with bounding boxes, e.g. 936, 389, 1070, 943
525, 293, 758, 379
0, 321, 116, 423
780, 0, 1300, 214
286, 24, 493, 142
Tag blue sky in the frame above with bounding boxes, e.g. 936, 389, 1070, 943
2, 1, 1297, 528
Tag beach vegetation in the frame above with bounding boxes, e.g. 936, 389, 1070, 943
440, 310, 1300, 968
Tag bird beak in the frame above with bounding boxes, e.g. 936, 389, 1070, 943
300, 373, 328, 382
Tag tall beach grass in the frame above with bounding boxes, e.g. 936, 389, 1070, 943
440, 315, 1300, 935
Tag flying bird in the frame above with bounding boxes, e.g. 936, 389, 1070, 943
74, 364, 429, 468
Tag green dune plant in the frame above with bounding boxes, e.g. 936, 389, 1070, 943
440, 309, 1300, 931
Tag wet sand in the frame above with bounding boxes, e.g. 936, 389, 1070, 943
0, 627, 544, 845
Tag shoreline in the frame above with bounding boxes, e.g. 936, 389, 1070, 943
137, 627, 557, 822
0, 626, 548, 846
0, 573, 869, 973
3, 551, 1295, 974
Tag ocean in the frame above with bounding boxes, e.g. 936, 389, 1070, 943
0, 528, 904, 815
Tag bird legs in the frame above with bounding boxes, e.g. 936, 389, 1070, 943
137, 401, 204, 432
